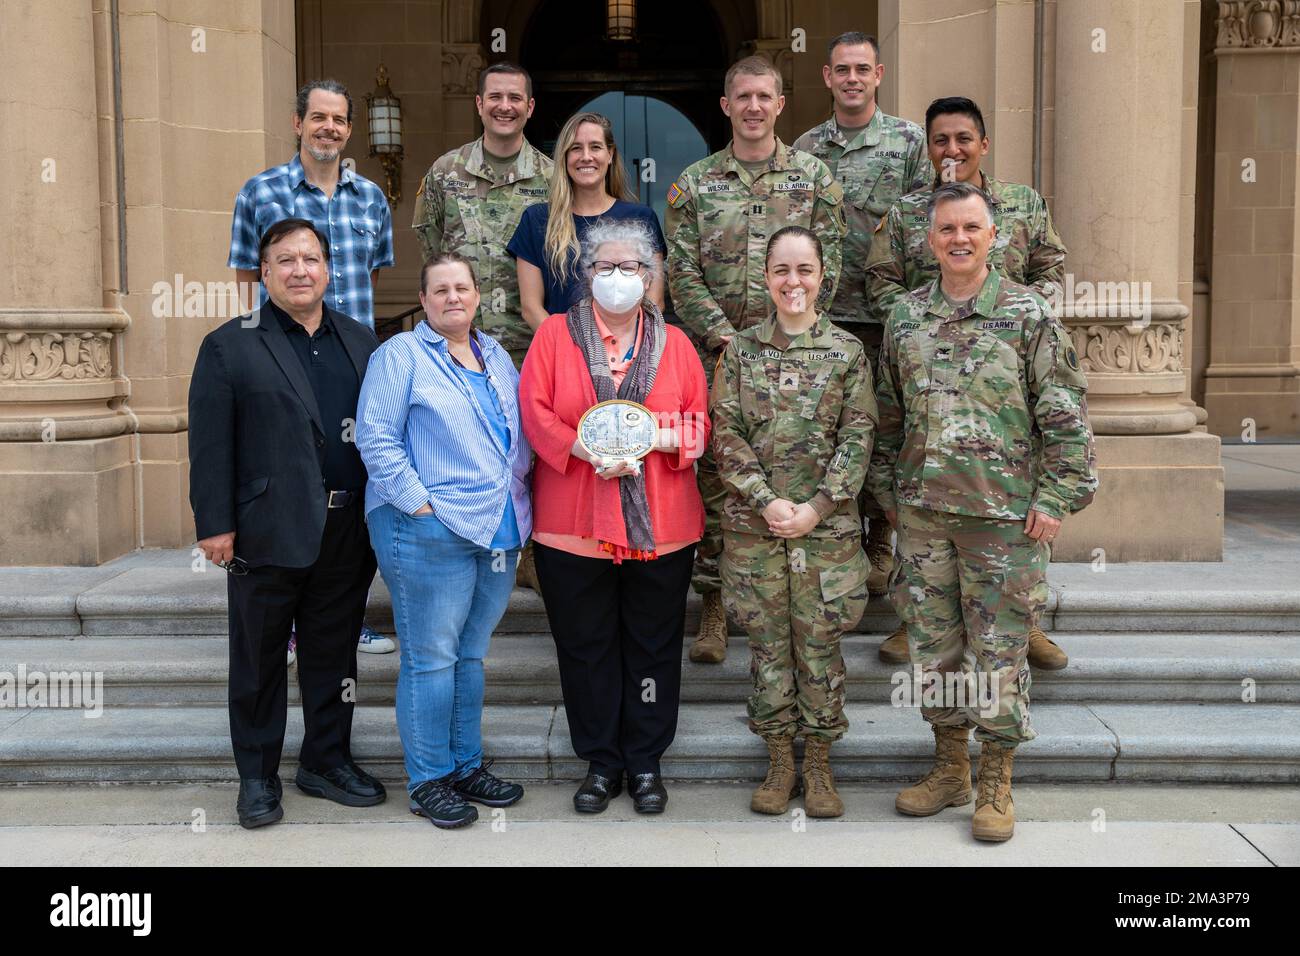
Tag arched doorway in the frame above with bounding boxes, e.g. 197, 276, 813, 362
516, 0, 735, 188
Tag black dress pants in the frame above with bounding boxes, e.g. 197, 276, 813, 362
226, 504, 377, 780
534, 542, 695, 777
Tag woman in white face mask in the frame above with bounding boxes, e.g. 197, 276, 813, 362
518, 219, 711, 817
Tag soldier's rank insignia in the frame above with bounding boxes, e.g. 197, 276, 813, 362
667, 181, 685, 207
779, 370, 799, 391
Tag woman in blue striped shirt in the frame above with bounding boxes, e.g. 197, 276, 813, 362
356, 251, 531, 829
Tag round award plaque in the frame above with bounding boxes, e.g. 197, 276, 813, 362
577, 399, 657, 464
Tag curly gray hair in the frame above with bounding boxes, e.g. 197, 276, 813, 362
578, 218, 662, 284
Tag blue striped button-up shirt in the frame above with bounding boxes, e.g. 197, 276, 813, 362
228, 155, 395, 326
356, 321, 532, 548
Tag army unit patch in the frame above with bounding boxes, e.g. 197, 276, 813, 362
1066, 346, 1081, 371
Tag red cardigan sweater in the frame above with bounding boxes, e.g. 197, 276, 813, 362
519, 314, 709, 551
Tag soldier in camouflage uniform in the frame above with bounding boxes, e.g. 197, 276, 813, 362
666, 56, 846, 665
413, 63, 553, 593
793, 30, 929, 597
867, 182, 1096, 842
412, 63, 554, 370
712, 226, 875, 819
865, 95, 1071, 671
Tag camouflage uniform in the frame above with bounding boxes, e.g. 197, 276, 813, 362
865, 174, 1068, 324
794, 109, 928, 528
412, 137, 554, 368
867, 270, 1096, 744
666, 139, 846, 594
711, 313, 877, 741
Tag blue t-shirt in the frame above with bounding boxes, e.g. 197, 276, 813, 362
453, 364, 521, 551
507, 200, 667, 316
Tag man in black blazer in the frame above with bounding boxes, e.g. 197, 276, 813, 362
190, 217, 385, 828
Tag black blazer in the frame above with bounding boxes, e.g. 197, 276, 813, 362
188, 305, 380, 568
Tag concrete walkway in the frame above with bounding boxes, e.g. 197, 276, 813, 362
2, 782, 1295, 866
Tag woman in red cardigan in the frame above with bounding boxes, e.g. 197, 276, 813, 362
519, 218, 709, 816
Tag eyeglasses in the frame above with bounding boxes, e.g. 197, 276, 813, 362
592, 260, 647, 277
217, 557, 250, 576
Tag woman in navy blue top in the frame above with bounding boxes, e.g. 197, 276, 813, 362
509, 111, 666, 328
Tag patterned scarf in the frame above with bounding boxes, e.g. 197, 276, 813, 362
566, 296, 666, 560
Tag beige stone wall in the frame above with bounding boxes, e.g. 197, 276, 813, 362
1204, 43, 1300, 438
304, 0, 442, 316
879, 0, 1040, 184
1, 0, 132, 564
0, 1, 299, 564
109, 0, 298, 550
783, 0, 882, 138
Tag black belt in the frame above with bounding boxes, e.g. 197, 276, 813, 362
326, 489, 359, 509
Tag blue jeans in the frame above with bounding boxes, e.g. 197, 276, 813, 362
367, 503, 519, 791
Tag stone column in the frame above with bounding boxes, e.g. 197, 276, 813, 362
0, 0, 135, 564
738, 1, 798, 139
1052, 0, 1223, 560
1203, 1, 1300, 439
442, 2, 487, 155
880, 0, 1037, 178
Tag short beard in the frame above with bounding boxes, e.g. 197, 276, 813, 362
304, 142, 340, 163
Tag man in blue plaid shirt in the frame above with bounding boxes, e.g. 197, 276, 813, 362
229, 79, 394, 328
227, 78, 397, 656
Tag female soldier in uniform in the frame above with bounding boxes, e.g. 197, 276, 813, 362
711, 226, 877, 818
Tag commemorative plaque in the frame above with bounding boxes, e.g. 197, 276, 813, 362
577, 399, 657, 472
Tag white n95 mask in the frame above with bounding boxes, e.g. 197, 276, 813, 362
591, 270, 645, 313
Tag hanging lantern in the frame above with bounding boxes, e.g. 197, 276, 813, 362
606, 0, 636, 42
365, 64, 403, 207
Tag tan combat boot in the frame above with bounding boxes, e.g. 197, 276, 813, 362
1027, 626, 1068, 670
878, 623, 910, 664
751, 736, 799, 814
864, 521, 895, 595
689, 590, 728, 663
801, 736, 844, 818
895, 724, 972, 816
972, 741, 1016, 842
515, 542, 540, 592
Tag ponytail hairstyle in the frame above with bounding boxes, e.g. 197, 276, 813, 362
544, 111, 635, 283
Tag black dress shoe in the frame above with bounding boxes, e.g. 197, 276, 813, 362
237, 776, 283, 829
295, 763, 387, 807
628, 772, 668, 814
409, 778, 478, 829
573, 772, 622, 814
453, 759, 524, 807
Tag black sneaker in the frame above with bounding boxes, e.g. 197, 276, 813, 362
409, 778, 478, 829
452, 759, 524, 807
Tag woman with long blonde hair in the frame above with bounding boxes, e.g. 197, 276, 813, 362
509, 111, 665, 332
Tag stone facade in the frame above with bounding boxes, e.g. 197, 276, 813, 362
0, 0, 1268, 564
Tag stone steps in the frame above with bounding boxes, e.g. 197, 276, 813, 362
4, 547, 1299, 787
3, 633, 1298, 706
6, 572, 1300, 638
2, 701, 1296, 785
